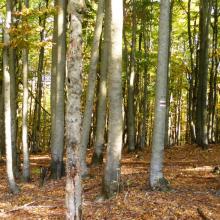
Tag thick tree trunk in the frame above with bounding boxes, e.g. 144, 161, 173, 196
149, 0, 170, 190
92, 0, 109, 165
51, 0, 66, 179
80, 0, 104, 176
3, 0, 19, 194
196, 0, 211, 148
127, 0, 136, 152
103, 0, 123, 198
65, 1, 85, 219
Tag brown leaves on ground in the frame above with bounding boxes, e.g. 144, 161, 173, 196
0, 144, 220, 219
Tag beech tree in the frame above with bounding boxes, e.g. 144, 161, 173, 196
92, 0, 109, 165
195, 0, 211, 148
50, 0, 66, 179
22, 0, 30, 182
149, 0, 170, 190
80, 0, 104, 176
127, 0, 137, 152
65, 0, 86, 219
103, 0, 123, 198
3, 0, 19, 194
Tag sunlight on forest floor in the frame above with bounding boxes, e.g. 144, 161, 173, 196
0, 144, 219, 219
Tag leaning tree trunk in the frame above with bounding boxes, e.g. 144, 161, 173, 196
196, 0, 211, 149
65, 1, 86, 219
80, 0, 104, 176
3, 0, 19, 194
149, 0, 170, 190
103, 0, 123, 198
92, 0, 109, 165
22, 0, 30, 182
51, 0, 66, 179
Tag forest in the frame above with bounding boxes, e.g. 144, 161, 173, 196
0, 0, 220, 219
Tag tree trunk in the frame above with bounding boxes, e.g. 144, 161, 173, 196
140, 0, 152, 150
187, 0, 196, 143
208, 0, 218, 143
0, 59, 4, 160
103, 0, 123, 198
9, 1, 19, 175
196, 0, 211, 148
127, 0, 136, 152
149, 0, 170, 190
92, 0, 109, 165
80, 0, 104, 176
3, 0, 19, 194
22, 0, 30, 182
31, 2, 48, 153
50, 0, 57, 171
51, 0, 66, 179
65, 1, 85, 219
164, 0, 173, 147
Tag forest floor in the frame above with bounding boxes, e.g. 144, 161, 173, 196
0, 144, 220, 219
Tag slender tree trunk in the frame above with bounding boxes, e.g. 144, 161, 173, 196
51, 0, 66, 179
50, 0, 57, 168
196, 0, 211, 148
9, 1, 18, 175
92, 0, 109, 165
3, 0, 19, 194
65, 1, 85, 219
140, 0, 152, 149
122, 18, 129, 148
149, 0, 170, 190
103, 0, 123, 198
0, 60, 4, 159
164, 0, 173, 147
31, 3, 47, 153
187, 0, 196, 143
22, 0, 30, 182
208, 0, 218, 143
127, 0, 136, 152
80, 0, 104, 176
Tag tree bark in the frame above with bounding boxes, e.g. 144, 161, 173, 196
103, 0, 123, 198
208, 0, 218, 143
149, 0, 170, 190
80, 0, 104, 176
0, 60, 4, 160
196, 0, 211, 148
187, 0, 196, 143
3, 0, 19, 194
22, 0, 30, 182
51, 0, 66, 179
65, 1, 85, 219
92, 0, 109, 165
50, 0, 58, 172
127, 0, 136, 152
